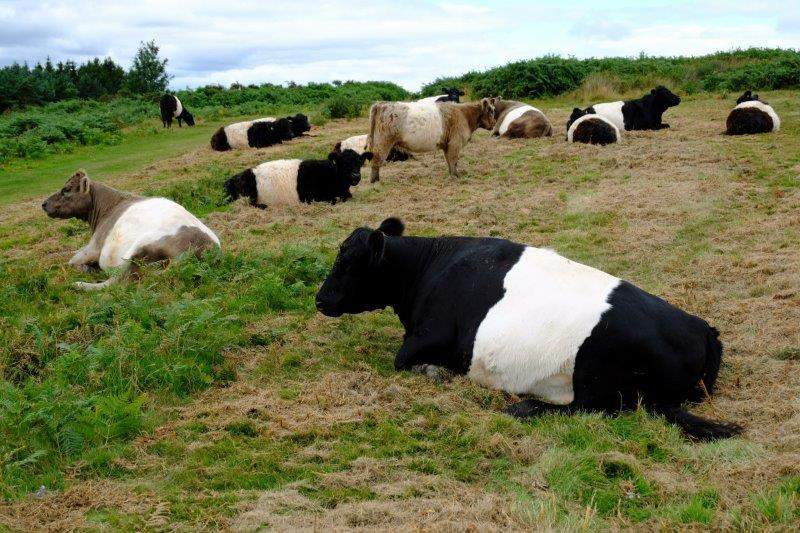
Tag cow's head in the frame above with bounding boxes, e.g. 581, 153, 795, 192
183, 110, 195, 126
224, 169, 258, 204
42, 170, 94, 220
290, 113, 311, 137
651, 86, 681, 108
329, 148, 372, 187
316, 217, 405, 317
274, 118, 294, 140
736, 90, 760, 104
567, 107, 590, 130
441, 87, 465, 102
478, 97, 498, 129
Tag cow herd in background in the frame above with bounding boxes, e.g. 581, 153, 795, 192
40, 83, 784, 440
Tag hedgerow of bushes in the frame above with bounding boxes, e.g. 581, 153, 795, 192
420, 48, 800, 99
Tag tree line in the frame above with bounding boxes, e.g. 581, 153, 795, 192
0, 41, 170, 112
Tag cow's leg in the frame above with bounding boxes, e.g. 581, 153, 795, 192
68, 245, 100, 272
506, 399, 574, 418
394, 333, 450, 372
443, 142, 461, 177
177, 117, 183, 127
370, 148, 387, 183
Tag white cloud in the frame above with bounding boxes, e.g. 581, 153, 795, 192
0, 0, 796, 91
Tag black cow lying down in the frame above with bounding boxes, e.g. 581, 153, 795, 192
316, 218, 743, 441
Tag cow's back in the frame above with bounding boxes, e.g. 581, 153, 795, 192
99, 198, 219, 268
253, 159, 302, 205
224, 118, 277, 148
397, 103, 444, 152
591, 101, 625, 131
469, 247, 620, 402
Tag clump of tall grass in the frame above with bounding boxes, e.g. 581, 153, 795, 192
0, 245, 331, 498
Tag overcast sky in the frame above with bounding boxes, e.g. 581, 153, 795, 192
1, 0, 798, 91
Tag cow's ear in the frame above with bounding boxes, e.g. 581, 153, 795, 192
78, 172, 91, 194
573, 107, 582, 113
333, 141, 342, 153
362, 151, 374, 162
378, 217, 404, 236
367, 229, 385, 266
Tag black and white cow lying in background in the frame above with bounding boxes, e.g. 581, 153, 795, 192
159, 94, 195, 128
316, 218, 743, 441
210, 114, 311, 151
416, 87, 465, 105
335, 134, 410, 163
224, 148, 372, 208
566, 108, 620, 145
572, 86, 681, 132
725, 91, 781, 135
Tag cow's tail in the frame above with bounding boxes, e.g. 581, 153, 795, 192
659, 406, 742, 441
687, 326, 723, 402
657, 325, 741, 441
367, 103, 377, 151
367, 102, 385, 152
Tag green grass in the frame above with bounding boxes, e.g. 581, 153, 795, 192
0, 120, 218, 205
0, 245, 329, 499
1, 91, 798, 529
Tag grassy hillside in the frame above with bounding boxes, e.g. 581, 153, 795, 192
421, 48, 800, 99
0, 81, 408, 166
1, 91, 799, 529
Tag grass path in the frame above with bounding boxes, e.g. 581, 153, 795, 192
0, 119, 242, 205
1, 92, 799, 530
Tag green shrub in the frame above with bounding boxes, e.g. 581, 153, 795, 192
419, 48, 800, 100
0, 81, 408, 165
323, 93, 365, 119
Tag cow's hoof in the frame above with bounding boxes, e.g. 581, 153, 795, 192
411, 364, 453, 383
505, 399, 548, 418
75, 263, 99, 273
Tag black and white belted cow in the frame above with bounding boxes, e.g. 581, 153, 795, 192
315, 218, 743, 441
725, 91, 781, 135
160, 94, 195, 128
571, 86, 681, 132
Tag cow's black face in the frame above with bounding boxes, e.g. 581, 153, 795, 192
290, 114, 311, 136
316, 218, 404, 317
274, 118, 294, 140
183, 111, 195, 126
652, 86, 681, 107
223, 169, 257, 204
736, 90, 759, 104
566, 107, 588, 130
442, 87, 465, 102
316, 228, 380, 316
328, 148, 372, 187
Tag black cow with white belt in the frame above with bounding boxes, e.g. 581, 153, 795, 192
315, 218, 742, 441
